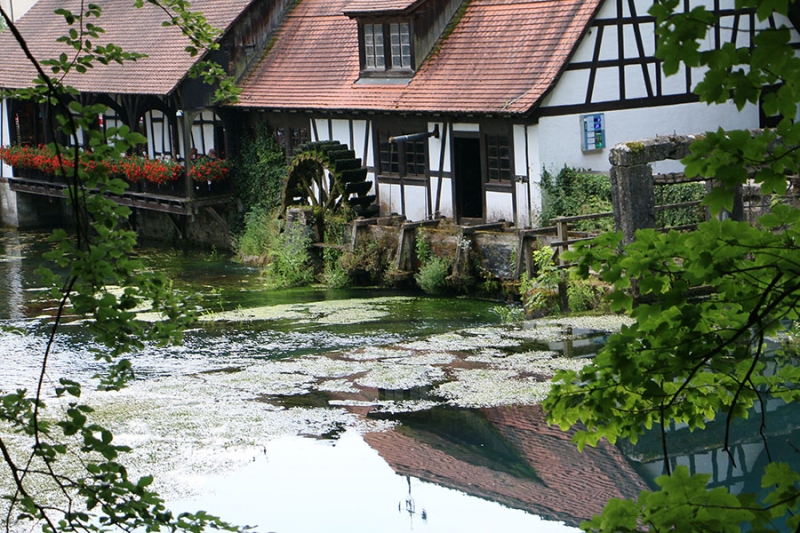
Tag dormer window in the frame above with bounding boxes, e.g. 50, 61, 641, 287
390, 23, 411, 69
364, 24, 385, 70
345, 0, 467, 81
359, 21, 413, 76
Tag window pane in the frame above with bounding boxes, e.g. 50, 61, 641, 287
291, 127, 310, 152
365, 24, 385, 70
404, 139, 426, 176
379, 131, 399, 174
486, 134, 512, 183
375, 27, 384, 68
390, 22, 411, 69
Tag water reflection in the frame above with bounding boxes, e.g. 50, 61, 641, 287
367, 405, 649, 528
172, 432, 582, 533
627, 395, 800, 497
5, 226, 787, 532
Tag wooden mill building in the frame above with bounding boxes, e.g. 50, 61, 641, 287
0, 0, 796, 243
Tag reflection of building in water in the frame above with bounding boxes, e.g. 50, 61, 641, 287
1, 232, 25, 320
627, 398, 800, 498
365, 404, 650, 529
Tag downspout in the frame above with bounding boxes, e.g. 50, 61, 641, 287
525, 124, 532, 227
1, 100, 5, 180
182, 110, 194, 200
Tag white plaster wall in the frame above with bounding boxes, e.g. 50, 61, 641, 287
429, 176, 453, 218
485, 191, 513, 223
526, 124, 543, 225
536, 100, 760, 175
1, 99, 11, 179
404, 185, 427, 221
428, 121, 449, 173
568, 26, 599, 63
452, 123, 479, 133
546, 70, 591, 107
379, 183, 402, 216
188, 110, 218, 156
512, 124, 531, 227
594, 0, 616, 20
378, 183, 432, 221
352, 120, 369, 163
0, 0, 36, 21
144, 110, 172, 158
545, 0, 800, 108
364, 121, 375, 168
331, 119, 350, 148
0, 100, 18, 226
313, 119, 329, 141
515, 181, 531, 228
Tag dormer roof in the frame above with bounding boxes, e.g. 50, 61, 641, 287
236, 0, 603, 115
343, 0, 424, 16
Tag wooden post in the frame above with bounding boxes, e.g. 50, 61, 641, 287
556, 219, 569, 267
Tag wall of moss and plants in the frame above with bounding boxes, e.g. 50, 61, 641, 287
233, 152, 708, 318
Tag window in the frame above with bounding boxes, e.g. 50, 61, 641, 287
390, 23, 411, 69
274, 125, 310, 161
364, 24, 385, 70
486, 134, 512, 183
378, 130, 427, 177
360, 21, 413, 75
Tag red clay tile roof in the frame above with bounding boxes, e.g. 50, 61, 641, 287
343, 0, 423, 16
365, 405, 650, 527
0, 0, 253, 95
236, 0, 603, 115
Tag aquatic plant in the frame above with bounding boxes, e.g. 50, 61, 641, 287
263, 220, 314, 289
414, 229, 453, 295
234, 205, 277, 261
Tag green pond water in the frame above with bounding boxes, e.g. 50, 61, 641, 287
1, 228, 795, 532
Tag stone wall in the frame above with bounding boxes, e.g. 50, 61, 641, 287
0, 188, 69, 229
136, 206, 232, 249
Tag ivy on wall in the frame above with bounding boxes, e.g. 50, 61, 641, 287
232, 122, 287, 233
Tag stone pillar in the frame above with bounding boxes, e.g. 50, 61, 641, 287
609, 143, 656, 243
0, 180, 19, 227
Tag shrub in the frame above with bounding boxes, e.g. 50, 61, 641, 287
520, 245, 610, 316
414, 230, 452, 294
415, 256, 451, 295
654, 181, 706, 228
234, 205, 277, 260
263, 220, 314, 289
339, 239, 393, 286
520, 246, 560, 316
541, 166, 614, 233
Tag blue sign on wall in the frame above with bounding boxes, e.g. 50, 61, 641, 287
581, 113, 605, 151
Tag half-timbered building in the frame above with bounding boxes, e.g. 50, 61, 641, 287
233, 0, 799, 227
1, 0, 798, 236
0, 0, 277, 240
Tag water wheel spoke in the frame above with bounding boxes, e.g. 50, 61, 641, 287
282, 141, 377, 218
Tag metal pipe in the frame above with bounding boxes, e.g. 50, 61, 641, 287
1, 99, 5, 180
389, 124, 439, 144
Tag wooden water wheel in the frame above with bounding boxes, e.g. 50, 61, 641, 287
282, 141, 378, 217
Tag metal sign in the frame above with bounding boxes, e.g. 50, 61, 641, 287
581, 113, 605, 151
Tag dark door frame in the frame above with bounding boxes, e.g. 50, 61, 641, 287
451, 132, 483, 223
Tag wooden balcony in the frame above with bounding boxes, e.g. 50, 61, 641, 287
3, 171, 233, 216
